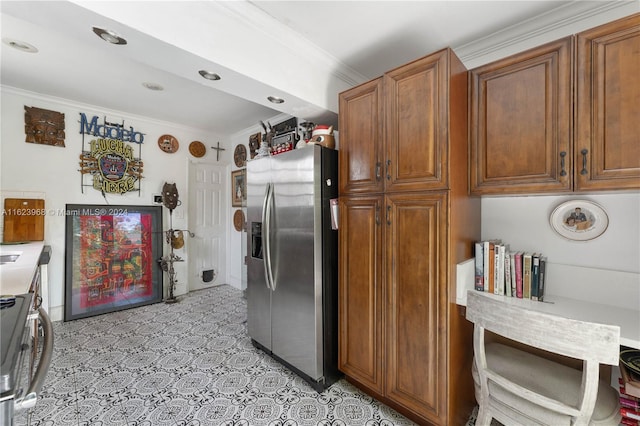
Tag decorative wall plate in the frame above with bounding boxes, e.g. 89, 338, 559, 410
234, 144, 247, 167
189, 141, 206, 158
158, 134, 179, 153
233, 209, 245, 232
550, 200, 608, 241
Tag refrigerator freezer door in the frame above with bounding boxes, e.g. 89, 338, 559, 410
269, 147, 323, 381
246, 156, 272, 351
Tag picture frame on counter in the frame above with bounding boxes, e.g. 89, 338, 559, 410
64, 204, 163, 321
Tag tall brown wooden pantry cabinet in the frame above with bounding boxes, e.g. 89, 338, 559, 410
338, 48, 481, 425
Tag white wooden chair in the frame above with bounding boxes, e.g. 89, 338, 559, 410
466, 291, 621, 426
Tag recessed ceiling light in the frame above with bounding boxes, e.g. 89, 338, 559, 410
92, 27, 127, 45
142, 82, 164, 91
2, 38, 38, 53
199, 70, 221, 81
268, 96, 285, 104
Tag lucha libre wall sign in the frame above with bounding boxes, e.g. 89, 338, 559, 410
78, 113, 144, 195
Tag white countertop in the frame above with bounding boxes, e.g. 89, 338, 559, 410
456, 258, 640, 350
0, 241, 45, 295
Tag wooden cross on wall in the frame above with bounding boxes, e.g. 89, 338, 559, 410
210, 141, 225, 161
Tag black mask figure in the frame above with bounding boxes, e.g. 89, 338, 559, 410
162, 182, 179, 211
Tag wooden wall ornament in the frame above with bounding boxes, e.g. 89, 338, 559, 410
189, 141, 206, 158
234, 144, 247, 167
233, 209, 245, 232
24, 106, 66, 147
158, 134, 179, 153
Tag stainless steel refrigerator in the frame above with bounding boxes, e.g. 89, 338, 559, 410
246, 145, 340, 392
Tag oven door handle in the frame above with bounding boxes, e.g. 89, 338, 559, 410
14, 307, 53, 411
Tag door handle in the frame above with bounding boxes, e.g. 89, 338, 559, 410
559, 151, 567, 177
262, 183, 275, 290
14, 308, 53, 411
580, 149, 589, 175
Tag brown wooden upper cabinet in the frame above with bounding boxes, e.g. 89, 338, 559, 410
338, 78, 384, 194
339, 49, 456, 195
470, 13, 640, 195
575, 13, 640, 191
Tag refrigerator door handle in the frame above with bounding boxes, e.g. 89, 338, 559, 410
262, 182, 275, 291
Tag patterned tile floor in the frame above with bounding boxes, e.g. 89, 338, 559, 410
16, 284, 481, 425
15, 285, 422, 425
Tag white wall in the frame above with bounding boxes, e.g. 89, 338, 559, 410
481, 193, 640, 301
0, 87, 232, 321
226, 125, 261, 290
481, 193, 640, 273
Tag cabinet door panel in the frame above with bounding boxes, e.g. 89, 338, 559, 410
485, 65, 547, 177
470, 37, 573, 194
385, 192, 446, 422
339, 79, 384, 195
385, 50, 448, 192
576, 13, 640, 191
338, 195, 384, 394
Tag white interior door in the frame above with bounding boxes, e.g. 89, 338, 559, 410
188, 161, 227, 291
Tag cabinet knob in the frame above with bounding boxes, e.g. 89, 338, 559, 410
375, 204, 381, 225
386, 205, 391, 225
559, 151, 567, 177
580, 149, 589, 175
375, 162, 382, 181
386, 160, 391, 181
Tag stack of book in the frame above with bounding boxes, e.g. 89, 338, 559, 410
620, 347, 640, 425
473, 240, 546, 301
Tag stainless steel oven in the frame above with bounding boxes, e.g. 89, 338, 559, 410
0, 292, 53, 425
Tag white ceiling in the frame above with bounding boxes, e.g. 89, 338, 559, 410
1, 1, 637, 136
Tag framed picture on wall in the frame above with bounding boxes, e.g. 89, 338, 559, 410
232, 169, 246, 207
64, 204, 163, 321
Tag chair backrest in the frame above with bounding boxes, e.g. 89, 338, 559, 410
466, 290, 620, 425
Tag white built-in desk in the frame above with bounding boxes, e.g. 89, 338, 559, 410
464, 291, 640, 350
456, 259, 640, 350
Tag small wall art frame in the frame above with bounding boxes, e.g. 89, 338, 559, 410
231, 169, 246, 207
549, 200, 609, 241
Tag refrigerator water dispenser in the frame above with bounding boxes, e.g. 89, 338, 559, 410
251, 222, 263, 259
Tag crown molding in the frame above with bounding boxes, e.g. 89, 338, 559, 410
0, 85, 223, 136
219, 1, 367, 87
455, 0, 640, 69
